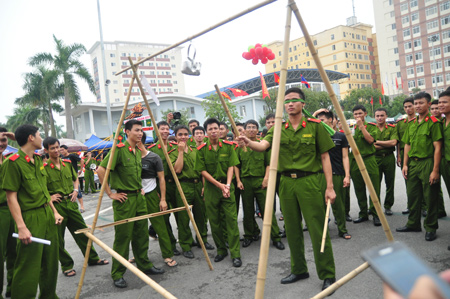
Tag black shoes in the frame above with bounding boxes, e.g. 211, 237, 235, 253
273, 241, 285, 250
425, 231, 437, 241
232, 258, 242, 267
252, 235, 261, 241
199, 242, 215, 250
402, 208, 410, 214
385, 209, 393, 216
114, 277, 127, 288
243, 239, 253, 248
183, 250, 194, 259
148, 225, 157, 239
279, 230, 287, 238
322, 277, 336, 294
173, 248, 181, 256
438, 212, 447, 219
422, 209, 427, 217
144, 266, 165, 275
280, 273, 310, 284
396, 226, 422, 232
303, 225, 308, 231
214, 253, 228, 262
373, 217, 381, 226
346, 215, 352, 222
353, 217, 368, 223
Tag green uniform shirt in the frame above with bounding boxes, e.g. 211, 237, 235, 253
194, 139, 239, 180
236, 140, 269, 178
263, 117, 335, 172
148, 141, 177, 178
84, 158, 97, 171
0, 156, 5, 205
443, 117, 450, 162
350, 122, 377, 158
44, 159, 77, 195
2, 149, 50, 211
375, 124, 398, 155
403, 113, 443, 159
169, 145, 200, 180
100, 140, 142, 191
396, 118, 415, 150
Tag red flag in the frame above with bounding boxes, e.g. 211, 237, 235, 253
379, 96, 383, 105
221, 91, 231, 101
274, 73, 280, 85
381, 84, 385, 95
370, 96, 373, 105
395, 77, 399, 89
260, 72, 270, 99
227, 88, 249, 97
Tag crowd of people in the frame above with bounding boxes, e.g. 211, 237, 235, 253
1, 86, 450, 298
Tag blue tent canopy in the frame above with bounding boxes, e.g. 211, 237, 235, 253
4, 145, 18, 156
84, 135, 114, 151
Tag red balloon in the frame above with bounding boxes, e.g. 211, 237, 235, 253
242, 52, 252, 60
249, 48, 256, 57
252, 58, 259, 65
261, 57, 268, 64
268, 53, 275, 60
255, 47, 263, 57
255, 43, 262, 48
262, 47, 269, 55
267, 48, 273, 54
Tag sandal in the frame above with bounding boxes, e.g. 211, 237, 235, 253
80, 209, 85, 213
90, 258, 109, 266
340, 233, 352, 240
279, 216, 284, 221
164, 258, 178, 267
128, 257, 135, 263
63, 269, 76, 277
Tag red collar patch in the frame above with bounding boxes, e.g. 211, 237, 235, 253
302, 121, 306, 128
285, 122, 289, 129
25, 155, 31, 163
425, 116, 429, 122
62, 162, 66, 167
219, 142, 222, 147
43, 162, 48, 167
208, 145, 212, 151
128, 146, 133, 152
117, 143, 125, 148
9, 154, 20, 162
50, 163, 55, 169
158, 144, 161, 149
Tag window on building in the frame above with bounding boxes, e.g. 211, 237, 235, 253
406, 54, 413, 62
442, 16, 450, 26
402, 15, 410, 24
441, 1, 450, 11
427, 20, 439, 30
307, 61, 310, 66
111, 62, 116, 66
410, 0, 418, 8
411, 12, 419, 21
313, 40, 318, 45
443, 30, 450, 39
366, 74, 371, 79
432, 74, 444, 83
392, 23, 396, 30
413, 26, 420, 34
122, 62, 127, 66
418, 78, 425, 86
416, 65, 424, 73
306, 52, 310, 56
408, 80, 416, 88
401, 3, 408, 11
334, 65, 338, 70
110, 53, 115, 58
278, 51, 281, 56
359, 64, 363, 69
426, 6, 438, 16
414, 39, 422, 47
445, 58, 450, 67
239, 106, 246, 117
331, 45, 336, 50
415, 51, 423, 60
333, 54, 337, 60
429, 33, 441, 43
407, 67, 415, 75
431, 60, 443, 70
121, 53, 126, 57
403, 28, 411, 37
290, 57, 293, 62
331, 34, 335, 40
273, 63, 276, 68
358, 54, 362, 59
405, 42, 412, 50
365, 65, 369, 70
430, 47, 442, 56
393, 35, 398, 42
395, 60, 400, 66
289, 47, 292, 53
444, 43, 450, 53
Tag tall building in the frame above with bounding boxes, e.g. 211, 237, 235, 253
374, 0, 450, 98
265, 22, 379, 99
87, 41, 186, 103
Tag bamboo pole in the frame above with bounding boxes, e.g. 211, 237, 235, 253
214, 85, 246, 151
310, 262, 370, 299
75, 75, 136, 299
320, 200, 331, 253
289, 1, 394, 241
75, 206, 192, 234
254, 3, 292, 299
84, 232, 177, 299
115, 0, 276, 76
128, 57, 213, 271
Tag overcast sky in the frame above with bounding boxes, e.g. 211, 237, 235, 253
0, 0, 375, 126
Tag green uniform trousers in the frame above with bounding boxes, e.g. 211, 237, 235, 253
279, 174, 335, 280
0, 206, 16, 298
350, 155, 380, 219
160, 180, 177, 251
54, 199, 100, 272
331, 175, 348, 236
437, 159, 447, 217
406, 158, 439, 232
204, 181, 241, 258
344, 184, 350, 216
144, 190, 173, 259
376, 153, 396, 210
84, 170, 96, 193
175, 181, 208, 251
241, 177, 280, 242
11, 205, 59, 299
442, 159, 450, 200
111, 193, 153, 280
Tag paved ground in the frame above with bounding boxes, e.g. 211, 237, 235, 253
4, 166, 450, 298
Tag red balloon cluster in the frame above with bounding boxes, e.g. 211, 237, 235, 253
242, 43, 276, 65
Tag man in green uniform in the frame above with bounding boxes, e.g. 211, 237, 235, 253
2, 124, 63, 299
148, 121, 179, 255
236, 119, 285, 249
98, 119, 164, 288
397, 92, 442, 242
187, 119, 200, 147
192, 126, 207, 147
396, 97, 416, 215
373, 108, 398, 215
336, 120, 353, 222
351, 105, 381, 226
238, 87, 336, 292
83, 152, 97, 194
169, 125, 214, 257
43, 137, 108, 277
0, 128, 16, 298
195, 118, 242, 267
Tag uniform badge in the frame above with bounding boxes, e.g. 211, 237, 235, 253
128, 146, 132, 152
25, 155, 31, 163
302, 121, 306, 128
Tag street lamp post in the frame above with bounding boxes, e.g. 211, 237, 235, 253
431, 35, 438, 98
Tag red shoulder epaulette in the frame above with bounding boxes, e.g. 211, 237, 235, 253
388, 124, 395, 128
170, 141, 178, 145
396, 118, 404, 123
368, 122, 377, 126
63, 159, 71, 163
9, 154, 19, 161
307, 118, 321, 123
117, 143, 125, 148
168, 148, 176, 154
197, 143, 207, 150
43, 162, 48, 167
148, 144, 157, 149
430, 116, 439, 123
339, 129, 344, 133
408, 117, 416, 123
222, 140, 234, 145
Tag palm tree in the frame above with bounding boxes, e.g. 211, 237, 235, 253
6, 105, 42, 133
29, 35, 95, 139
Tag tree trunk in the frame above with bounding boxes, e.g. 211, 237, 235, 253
64, 88, 74, 139
48, 102, 56, 137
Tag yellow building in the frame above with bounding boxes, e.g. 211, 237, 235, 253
265, 23, 381, 99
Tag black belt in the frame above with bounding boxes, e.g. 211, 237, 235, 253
281, 171, 317, 179
51, 193, 71, 203
410, 157, 431, 161
376, 152, 394, 157
166, 178, 174, 183
362, 153, 374, 159
0, 202, 7, 207
178, 178, 200, 184
116, 189, 141, 194
23, 203, 49, 212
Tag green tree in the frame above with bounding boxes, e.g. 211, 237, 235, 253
6, 105, 42, 144
161, 108, 190, 126
29, 35, 95, 139
201, 94, 241, 126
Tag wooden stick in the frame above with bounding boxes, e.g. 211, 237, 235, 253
84, 232, 177, 299
115, 0, 276, 76
75, 206, 192, 234
128, 57, 213, 271
254, 3, 292, 299
75, 75, 136, 299
214, 84, 246, 151
310, 262, 370, 299
320, 200, 331, 253
289, 1, 394, 242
